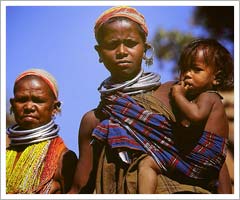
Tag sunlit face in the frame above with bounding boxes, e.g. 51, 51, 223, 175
96, 19, 146, 83
180, 49, 216, 96
10, 76, 58, 130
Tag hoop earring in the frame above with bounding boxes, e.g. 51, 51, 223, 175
99, 57, 103, 63
143, 45, 154, 67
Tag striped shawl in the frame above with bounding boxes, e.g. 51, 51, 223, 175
92, 92, 227, 184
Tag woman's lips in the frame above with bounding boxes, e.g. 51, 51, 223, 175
22, 115, 37, 120
116, 61, 131, 67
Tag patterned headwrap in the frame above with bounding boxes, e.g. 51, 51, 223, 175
94, 6, 148, 37
15, 68, 58, 99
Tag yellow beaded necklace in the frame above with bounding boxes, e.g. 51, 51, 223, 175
6, 140, 51, 193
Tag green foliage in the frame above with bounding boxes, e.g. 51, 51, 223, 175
153, 29, 194, 76
153, 6, 234, 76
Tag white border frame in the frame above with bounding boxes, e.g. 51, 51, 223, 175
1, 1, 239, 199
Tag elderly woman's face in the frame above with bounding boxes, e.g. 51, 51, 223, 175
10, 76, 57, 130
96, 19, 145, 83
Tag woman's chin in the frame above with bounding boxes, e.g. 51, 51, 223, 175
18, 120, 39, 130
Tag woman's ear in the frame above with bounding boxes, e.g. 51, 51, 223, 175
52, 100, 61, 116
94, 45, 100, 52
10, 98, 15, 114
144, 43, 151, 52
143, 43, 154, 66
94, 45, 103, 63
10, 98, 14, 106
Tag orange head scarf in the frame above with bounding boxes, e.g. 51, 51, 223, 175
94, 6, 148, 37
15, 68, 59, 99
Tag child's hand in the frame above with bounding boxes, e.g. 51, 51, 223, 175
171, 81, 189, 98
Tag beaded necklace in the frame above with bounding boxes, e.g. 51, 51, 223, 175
6, 140, 50, 193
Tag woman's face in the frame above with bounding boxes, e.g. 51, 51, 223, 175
10, 76, 58, 130
96, 19, 146, 83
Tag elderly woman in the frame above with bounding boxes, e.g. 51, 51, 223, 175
6, 69, 77, 194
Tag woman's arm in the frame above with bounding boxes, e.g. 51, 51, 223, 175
68, 111, 99, 194
61, 150, 78, 193
48, 148, 77, 194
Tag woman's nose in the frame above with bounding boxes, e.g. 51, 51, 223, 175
116, 44, 127, 58
23, 102, 35, 112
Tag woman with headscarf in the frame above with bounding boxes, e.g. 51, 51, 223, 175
6, 69, 77, 194
68, 6, 231, 194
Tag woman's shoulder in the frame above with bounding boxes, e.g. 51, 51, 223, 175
81, 109, 100, 126
153, 81, 176, 109
161, 80, 176, 87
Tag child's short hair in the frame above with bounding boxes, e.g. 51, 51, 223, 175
178, 38, 233, 90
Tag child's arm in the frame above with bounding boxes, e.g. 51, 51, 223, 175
171, 81, 214, 122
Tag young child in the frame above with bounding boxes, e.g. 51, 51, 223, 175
172, 38, 233, 134
138, 38, 233, 193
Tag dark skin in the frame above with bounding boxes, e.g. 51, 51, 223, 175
95, 19, 146, 83
68, 18, 231, 194
171, 50, 228, 138
10, 76, 59, 130
171, 49, 231, 193
9, 76, 77, 193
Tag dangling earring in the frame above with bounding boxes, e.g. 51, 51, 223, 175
143, 44, 154, 67
99, 57, 103, 63
52, 113, 56, 120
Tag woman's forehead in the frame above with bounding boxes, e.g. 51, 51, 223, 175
14, 76, 53, 95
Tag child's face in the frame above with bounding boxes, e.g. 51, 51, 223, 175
180, 49, 216, 96
96, 19, 145, 83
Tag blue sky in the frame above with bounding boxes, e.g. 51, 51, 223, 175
5, 5, 226, 156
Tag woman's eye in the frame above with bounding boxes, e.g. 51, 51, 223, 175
125, 40, 137, 48
32, 97, 45, 103
102, 41, 118, 50
15, 97, 27, 103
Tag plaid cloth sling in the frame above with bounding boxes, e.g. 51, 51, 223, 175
92, 92, 227, 180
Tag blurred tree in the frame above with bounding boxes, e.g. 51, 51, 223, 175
193, 6, 234, 42
153, 29, 194, 78
153, 6, 234, 78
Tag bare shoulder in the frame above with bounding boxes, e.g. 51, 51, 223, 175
154, 81, 175, 95
79, 110, 100, 140
81, 110, 99, 125
153, 81, 176, 109
160, 81, 176, 89
197, 91, 223, 104
201, 91, 228, 138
